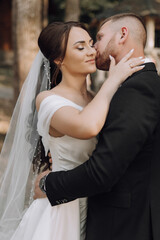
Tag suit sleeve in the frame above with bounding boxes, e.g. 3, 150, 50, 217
46, 73, 160, 206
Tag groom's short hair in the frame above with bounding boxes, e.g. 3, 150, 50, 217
101, 13, 147, 47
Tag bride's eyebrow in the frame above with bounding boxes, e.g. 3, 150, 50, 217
73, 38, 93, 46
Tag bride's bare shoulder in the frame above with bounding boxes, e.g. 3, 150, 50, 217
36, 86, 62, 111
36, 90, 54, 111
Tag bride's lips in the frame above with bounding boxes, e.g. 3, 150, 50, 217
86, 59, 95, 63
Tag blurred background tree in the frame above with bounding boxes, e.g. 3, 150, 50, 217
65, 0, 80, 21
49, 0, 117, 23
12, 0, 49, 101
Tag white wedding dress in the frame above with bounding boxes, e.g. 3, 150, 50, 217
10, 95, 97, 240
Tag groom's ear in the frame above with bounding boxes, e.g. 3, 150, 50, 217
119, 27, 128, 44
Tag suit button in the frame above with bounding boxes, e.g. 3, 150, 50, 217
61, 199, 68, 203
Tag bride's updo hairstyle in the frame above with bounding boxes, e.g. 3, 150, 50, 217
38, 21, 88, 87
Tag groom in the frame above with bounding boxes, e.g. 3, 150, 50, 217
35, 13, 160, 240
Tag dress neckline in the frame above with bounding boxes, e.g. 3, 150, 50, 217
43, 94, 84, 109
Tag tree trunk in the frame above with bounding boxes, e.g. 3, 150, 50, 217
65, 0, 80, 22
12, 0, 49, 102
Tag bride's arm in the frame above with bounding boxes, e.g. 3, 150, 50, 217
37, 50, 145, 139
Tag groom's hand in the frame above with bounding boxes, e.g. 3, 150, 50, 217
33, 170, 51, 199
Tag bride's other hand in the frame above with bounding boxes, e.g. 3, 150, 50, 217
108, 49, 145, 85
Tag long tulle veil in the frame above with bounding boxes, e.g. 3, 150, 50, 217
0, 51, 50, 240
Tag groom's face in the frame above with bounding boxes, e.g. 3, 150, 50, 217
95, 21, 117, 71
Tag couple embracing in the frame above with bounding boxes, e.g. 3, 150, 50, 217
1, 12, 160, 240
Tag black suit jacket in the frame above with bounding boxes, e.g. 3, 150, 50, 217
46, 63, 160, 240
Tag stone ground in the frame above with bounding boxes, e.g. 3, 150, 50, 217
0, 64, 14, 151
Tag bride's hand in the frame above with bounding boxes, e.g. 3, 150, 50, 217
108, 49, 145, 85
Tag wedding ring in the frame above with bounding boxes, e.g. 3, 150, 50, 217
129, 63, 134, 68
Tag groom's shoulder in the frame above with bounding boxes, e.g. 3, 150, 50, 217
122, 63, 160, 90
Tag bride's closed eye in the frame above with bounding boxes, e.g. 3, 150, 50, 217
77, 44, 94, 50
77, 47, 84, 51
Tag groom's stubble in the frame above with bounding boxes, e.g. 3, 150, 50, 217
96, 33, 117, 71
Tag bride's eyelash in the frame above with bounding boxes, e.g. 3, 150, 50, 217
77, 47, 84, 50
77, 42, 94, 50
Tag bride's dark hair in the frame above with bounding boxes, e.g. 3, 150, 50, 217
38, 21, 88, 87
32, 21, 88, 172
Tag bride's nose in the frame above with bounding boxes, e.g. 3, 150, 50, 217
87, 46, 96, 56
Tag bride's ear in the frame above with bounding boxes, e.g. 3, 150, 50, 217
119, 27, 128, 44
54, 58, 62, 66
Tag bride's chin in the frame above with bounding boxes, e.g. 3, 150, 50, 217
89, 67, 97, 74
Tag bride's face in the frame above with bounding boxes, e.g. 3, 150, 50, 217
61, 27, 96, 76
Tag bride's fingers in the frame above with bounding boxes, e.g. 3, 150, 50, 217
130, 65, 145, 74
109, 55, 116, 69
120, 48, 134, 62
128, 58, 145, 68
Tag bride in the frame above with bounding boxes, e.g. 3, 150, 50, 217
0, 21, 144, 240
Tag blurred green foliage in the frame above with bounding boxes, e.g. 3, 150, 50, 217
49, 0, 119, 23
81, 0, 118, 22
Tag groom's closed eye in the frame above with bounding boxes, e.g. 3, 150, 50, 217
96, 33, 103, 41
